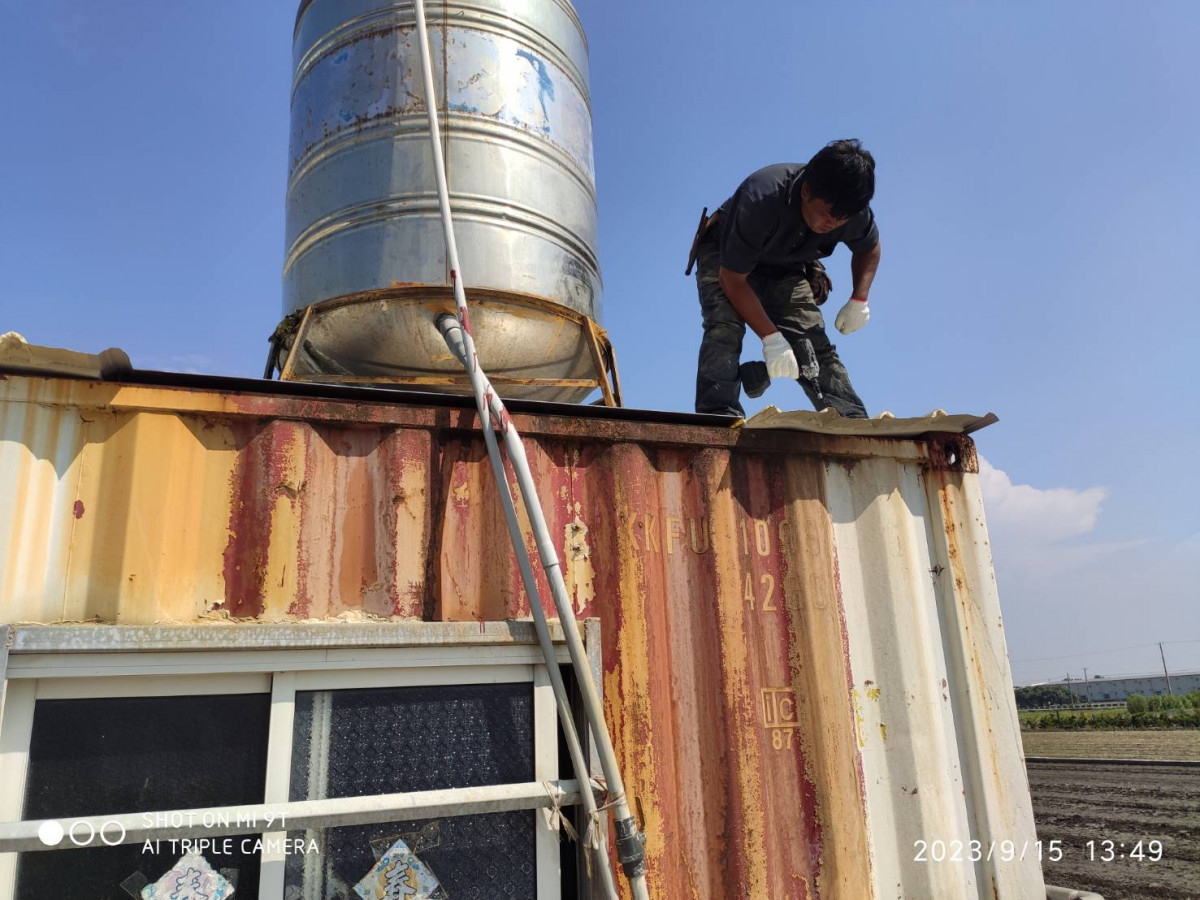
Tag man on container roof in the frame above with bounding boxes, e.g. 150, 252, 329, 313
687, 140, 881, 418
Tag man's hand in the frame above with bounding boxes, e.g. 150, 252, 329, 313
834, 298, 870, 335
762, 332, 800, 380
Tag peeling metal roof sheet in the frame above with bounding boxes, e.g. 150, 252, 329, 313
0, 338, 131, 381
0, 342, 998, 439
743, 405, 998, 436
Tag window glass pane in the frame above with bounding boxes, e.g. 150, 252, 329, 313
286, 813, 537, 900
286, 683, 537, 898
290, 683, 534, 798
16, 693, 270, 900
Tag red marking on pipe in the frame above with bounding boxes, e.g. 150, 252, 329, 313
73, 500, 85, 519
490, 401, 506, 435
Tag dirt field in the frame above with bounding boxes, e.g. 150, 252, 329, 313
1023, 729, 1200, 761
1027, 759, 1200, 899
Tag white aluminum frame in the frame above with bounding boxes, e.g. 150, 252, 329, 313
0, 625, 583, 900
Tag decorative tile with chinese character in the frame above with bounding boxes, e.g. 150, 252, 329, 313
354, 838, 442, 900
141, 853, 234, 900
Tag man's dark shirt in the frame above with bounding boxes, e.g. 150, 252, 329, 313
716, 163, 879, 277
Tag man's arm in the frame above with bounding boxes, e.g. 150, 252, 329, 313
719, 266, 799, 380
849, 241, 881, 300
835, 241, 881, 336
718, 266, 777, 338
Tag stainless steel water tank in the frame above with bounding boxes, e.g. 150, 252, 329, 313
284, 0, 604, 402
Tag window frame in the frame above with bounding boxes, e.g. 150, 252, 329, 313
0, 622, 596, 900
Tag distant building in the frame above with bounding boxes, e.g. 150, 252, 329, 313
1037, 671, 1200, 703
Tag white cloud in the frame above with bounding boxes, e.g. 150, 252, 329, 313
977, 459, 1200, 683
979, 457, 1107, 544
980, 457, 1120, 579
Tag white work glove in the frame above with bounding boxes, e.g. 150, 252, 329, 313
834, 297, 870, 335
761, 332, 800, 380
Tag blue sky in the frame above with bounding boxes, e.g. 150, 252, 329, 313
1, 1, 1196, 684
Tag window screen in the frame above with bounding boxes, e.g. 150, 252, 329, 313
285, 683, 538, 899
16, 693, 270, 900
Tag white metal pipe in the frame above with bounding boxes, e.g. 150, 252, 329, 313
470, 388, 619, 899
0, 780, 582, 854
439, 318, 648, 899
436, 320, 618, 898
409, 4, 623, 896
410, 0, 473, 336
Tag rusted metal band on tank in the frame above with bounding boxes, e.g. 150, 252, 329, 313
304, 284, 597, 326
294, 0, 592, 59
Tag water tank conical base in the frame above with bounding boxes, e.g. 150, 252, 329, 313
276, 286, 616, 405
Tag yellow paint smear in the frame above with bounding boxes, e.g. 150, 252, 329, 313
852, 689, 866, 748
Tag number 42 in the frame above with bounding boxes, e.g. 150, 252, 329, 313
745, 573, 777, 611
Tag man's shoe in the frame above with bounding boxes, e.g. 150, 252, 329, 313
739, 360, 770, 399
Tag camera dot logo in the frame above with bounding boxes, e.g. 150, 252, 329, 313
37, 820, 64, 847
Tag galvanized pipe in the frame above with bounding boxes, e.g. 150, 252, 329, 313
409, 0, 474, 344
410, 1, 634, 895
0, 780, 583, 854
429, 311, 618, 896
438, 329, 618, 900
440, 316, 649, 898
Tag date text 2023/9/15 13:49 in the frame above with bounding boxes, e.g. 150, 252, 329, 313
913, 839, 1165, 864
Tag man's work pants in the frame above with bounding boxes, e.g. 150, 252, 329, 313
694, 241, 868, 419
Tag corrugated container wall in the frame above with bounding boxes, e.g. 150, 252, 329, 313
0, 375, 1043, 899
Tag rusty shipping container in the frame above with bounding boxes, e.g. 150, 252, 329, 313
0, 367, 1043, 899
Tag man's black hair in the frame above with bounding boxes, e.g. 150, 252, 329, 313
802, 139, 875, 219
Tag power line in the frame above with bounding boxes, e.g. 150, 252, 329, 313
1022, 665, 1200, 682
1011, 639, 1200, 664
1013, 642, 1157, 663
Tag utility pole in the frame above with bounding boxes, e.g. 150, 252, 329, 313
1159, 642, 1174, 697
1066, 671, 1074, 707
1083, 667, 1092, 704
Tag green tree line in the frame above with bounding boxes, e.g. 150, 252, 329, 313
1019, 691, 1200, 730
